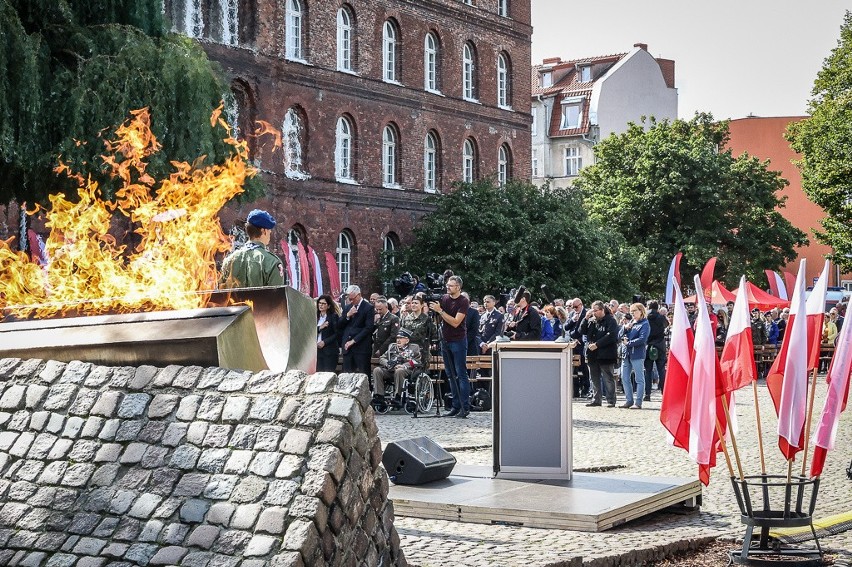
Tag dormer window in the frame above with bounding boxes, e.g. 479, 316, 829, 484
560, 98, 583, 129
540, 71, 552, 88
579, 65, 591, 82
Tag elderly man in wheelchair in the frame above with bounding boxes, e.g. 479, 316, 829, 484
371, 328, 433, 414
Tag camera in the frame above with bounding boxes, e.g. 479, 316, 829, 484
421, 272, 445, 304
392, 271, 444, 304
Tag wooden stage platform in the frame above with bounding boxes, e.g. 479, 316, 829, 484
388, 464, 702, 532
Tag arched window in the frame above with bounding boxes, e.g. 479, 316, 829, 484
424, 32, 440, 92
337, 6, 353, 71
424, 131, 439, 193
226, 80, 256, 158
286, 0, 304, 60
382, 233, 398, 294
497, 52, 511, 108
382, 20, 399, 82
175, 0, 204, 38
337, 231, 353, 291
218, 0, 239, 45
282, 107, 308, 179
463, 138, 477, 183
463, 42, 477, 101
335, 116, 354, 181
498, 144, 512, 186
498, 0, 509, 17
382, 124, 399, 187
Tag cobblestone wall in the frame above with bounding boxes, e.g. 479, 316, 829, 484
0, 358, 405, 567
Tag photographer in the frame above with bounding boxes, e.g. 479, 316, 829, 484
504, 288, 541, 341
577, 301, 619, 407
429, 275, 471, 418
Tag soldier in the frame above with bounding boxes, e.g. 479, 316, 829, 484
372, 328, 422, 402
372, 297, 401, 359
219, 209, 285, 289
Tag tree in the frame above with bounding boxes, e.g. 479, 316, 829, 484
576, 114, 807, 295
388, 179, 641, 303
786, 11, 852, 273
0, 0, 259, 204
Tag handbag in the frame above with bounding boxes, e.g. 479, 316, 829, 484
648, 345, 659, 361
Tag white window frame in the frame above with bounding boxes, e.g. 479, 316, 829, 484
286, 0, 304, 61
463, 43, 477, 101
498, 144, 510, 186
424, 33, 439, 92
497, 53, 510, 109
337, 7, 353, 71
282, 107, 308, 180
337, 232, 352, 291
531, 148, 539, 178
498, 0, 509, 17
463, 138, 476, 183
382, 125, 399, 188
424, 132, 438, 192
182, 0, 204, 38
383, 20, 398, 83
540, 71, 552, 88
564, 146, 582, 177
220, 0, 239, 46
560, 99, 583, 130
335, 117, 354, 181
580, 65, 591, 82
531, 107, 537, 136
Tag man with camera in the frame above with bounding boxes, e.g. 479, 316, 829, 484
429, 275, 471, 418
577, 300, 619, 407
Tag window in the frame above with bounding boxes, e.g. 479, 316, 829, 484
579, 65, 591, 82
463, 138, 477, 183
286, 0, 303, 61
498, 0, 509, 17
498, 144, 511, 186
337, 7, 353, 71
219, 0, 239, 45
532, 149, 539, 177
337, 232, 352, 291
424, 131, 439, 192
282, 107, 308, 179
531, 107, 537, 136
564, 146, 582, 176
382, 234, 397, 295
382, 124, 399, 187
497, 52, 511, 108
424, 32, 440, 92
540, 71, 552, 88
463, 42, 477, 101
177, 0, 204, 38
462, 0, 474, 4
560, 101, 582, 129
383, 20, 399, 83
335, 116, 354, 181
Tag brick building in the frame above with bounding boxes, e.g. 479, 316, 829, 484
164, 0, 532, 294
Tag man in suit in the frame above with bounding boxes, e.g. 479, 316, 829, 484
565, 298, 590, 398
464, 295, 481, 382
478, 295, 504, 353
372, 296, 400, 360
338, 284, 375, 375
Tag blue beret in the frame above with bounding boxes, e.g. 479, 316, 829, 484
246, 209, 276, 229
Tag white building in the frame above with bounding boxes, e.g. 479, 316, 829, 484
531, 43, 677, 189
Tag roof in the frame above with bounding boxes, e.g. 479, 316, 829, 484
531, 53, 626, 97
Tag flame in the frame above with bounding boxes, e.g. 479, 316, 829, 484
1, 106, 256, 318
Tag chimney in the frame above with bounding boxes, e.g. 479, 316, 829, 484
542, 57, 562, 65
634, 43, 648, 51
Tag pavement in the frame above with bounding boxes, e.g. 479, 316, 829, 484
375, 380, 852, 567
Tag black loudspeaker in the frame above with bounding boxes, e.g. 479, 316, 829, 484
382, 436, 456, 485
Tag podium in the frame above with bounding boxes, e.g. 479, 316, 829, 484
492, 341, 573, 480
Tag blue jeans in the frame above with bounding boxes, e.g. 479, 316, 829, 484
621, 356, 645, 406
442, 339, 470, 411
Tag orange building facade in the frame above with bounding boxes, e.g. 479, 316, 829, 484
727, 116, 851, 291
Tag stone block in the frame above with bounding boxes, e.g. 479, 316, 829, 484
128, 494, 164, 519
327, 396, 362, 429
170, 445, 202, 470
186, 525, 220, 550
197, 448, 230, 473
256, 506, 288, 535
68, 439, 99, 462
278, 371, 307, 395
221, 396, 250, 421
265, 479, 298, 506
228, 424, 257, 449
117, 393, 152, 419
174, 473, 211, 497
174, 366, 203, 389
141, 445, 169, 469
176, 395, 201, 421
152, 365, 182, 387
223, 450, 253, 474
38, 360, 65, 384
294, 398, 328, 427
282, 519, 319, 554
203, 424, 232, 448
249, 452, 281, 477
217, 370, 251, 392
138, 520, 164, 542
231, 476, 268, 504
119, 442, 149, 465
333, 374, 371, 410
109, 490, 137, 515
160, 523, 191, 545
280, 428, 312, 455
94, 443, 122, 463
108, 366, 135, 388
162, 423, 188, 447
308, 444, 346, 482
197, 367, 229, 389
305, 372, 337, 394
129, 365, 158, 389
83, 366, 113, 388
114, 419, 144, 442
254, 425, 283, 451
68, 388, 99, 415
147, 394, 180, 419
150, 545, 189, 565
245, 534, 277, 557
29, 410, 49, 430
275, 454, 304, 479
97, 418, 120, 440
229, 503, 262, 529
80, 416, 105, 438
197, 395, 226, 421
179, 499, 210, 523
89, 391, 122, 417
138, 421, 167, 444
205, 502, 235, 526
247, 370, 283, 394
72, 537, 108, 555
186, 422, 209, 445
43, 384, 78, 411
25, 384, 49, 409
60, 361, 92, 384
203, 474, 238, 500
249, 397, 282, 421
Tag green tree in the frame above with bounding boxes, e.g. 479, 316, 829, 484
0, 0, 259, 204
786, 11, 852, 273
576, 114, 807, 294
388, 179, 640, 303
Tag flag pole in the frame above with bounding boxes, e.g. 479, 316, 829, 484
715, 418, 735, 478
752, 381, 767, 475
800, 367, 820, 477
721, 396, 744, 480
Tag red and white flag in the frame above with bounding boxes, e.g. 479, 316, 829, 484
661, 278, 694, 451
810, 306, 852, 477
805, 260, 829, 370
766, 259, 809, 461
720, 275, 757, 393
765, 269, 788, 300
664, 252, 683, 305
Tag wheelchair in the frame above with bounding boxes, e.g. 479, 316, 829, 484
371, 366, 435, 415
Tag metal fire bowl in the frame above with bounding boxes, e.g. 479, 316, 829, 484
0, 286, 317, 373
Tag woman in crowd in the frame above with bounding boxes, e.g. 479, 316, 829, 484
618, 302, 650, 409
554, 306, 569, 340
715, 308, 730, 347
540, 305, 557, 340
764, 312, 780, 346
316, 294, 341, 372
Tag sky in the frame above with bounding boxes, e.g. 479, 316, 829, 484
530, 0, 852, 120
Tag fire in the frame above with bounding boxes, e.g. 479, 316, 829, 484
0, 107, 255, 318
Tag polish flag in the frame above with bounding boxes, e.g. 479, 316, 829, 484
308, 246, 324, 297
700, 257, 717, 292
765, 269, 788, 300
660, 280, 694, 452
664, 252, 683, 305
720, 276, 757, 393
688, 276, 725, 485
766, 259, 809, 461
810, 307, 852, 477
324, 252, 342, 299
805, 260, 829, 370
296, 240, 311, 296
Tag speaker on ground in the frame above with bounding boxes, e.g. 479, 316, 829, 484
382, 436, 456, 485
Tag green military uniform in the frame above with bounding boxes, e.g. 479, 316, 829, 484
372, 312, 401, 358
402, 312, 437, 363
219, 240, 285, 289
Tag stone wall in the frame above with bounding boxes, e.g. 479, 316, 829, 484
0, 358, 405, 567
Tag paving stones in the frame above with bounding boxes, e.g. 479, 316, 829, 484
0, 358, 403, 566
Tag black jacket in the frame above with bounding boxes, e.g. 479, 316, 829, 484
338, 299, 375, 354
646, 309, 668, 347
479, 309, 505, 345
513, 305, 542, 341
579, 312, 619, 362
466, 307, 481, 355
